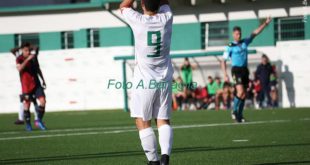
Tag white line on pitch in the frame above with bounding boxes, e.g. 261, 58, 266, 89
0, 126, 136, 135
233, 139, 249, 142
300, 118, 310, 121
0, 119, 288, 135
0, 119, 290, 141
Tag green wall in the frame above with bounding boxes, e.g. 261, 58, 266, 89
100, 27, 132, 47
305, 16, 310, 39
0, 34, 15, 53
2, 16, 310, 53
74, 29, 87, 48
40, 32, 61, 50
229, 19, 275, 46
171, 23, 202, 50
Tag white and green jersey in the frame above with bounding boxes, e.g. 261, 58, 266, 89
121, 5, 174, 81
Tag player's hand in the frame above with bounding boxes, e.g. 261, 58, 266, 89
224, 74, 230, 82
265, 16, 272, 25
27, 54, 35, 61
42, 81, 47, 89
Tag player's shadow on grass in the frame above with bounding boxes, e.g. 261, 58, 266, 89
1, 143, 310, 164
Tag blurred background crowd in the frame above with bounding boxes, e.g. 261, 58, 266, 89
172, 55, 278, 111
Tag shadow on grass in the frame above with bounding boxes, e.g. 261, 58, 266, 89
1, 143, 310, 164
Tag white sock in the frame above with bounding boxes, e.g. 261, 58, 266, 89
139, 127, 159, 161
158, 124, 173, 155
18, 103, 24, 121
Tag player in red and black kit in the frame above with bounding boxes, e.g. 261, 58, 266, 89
13, 43, 47, 131
11, 48, 40, 126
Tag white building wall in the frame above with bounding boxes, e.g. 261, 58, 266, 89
0, 41, 309, 114
0, 47, 133, 113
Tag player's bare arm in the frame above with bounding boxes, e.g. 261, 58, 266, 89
16, 55, 35, 72
38, 67, 46, 89
221, 60, 229, 82
251, 17, 272, 37
120, 0, 134, 10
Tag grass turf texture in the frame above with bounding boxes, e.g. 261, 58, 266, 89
0, 108, 309, 165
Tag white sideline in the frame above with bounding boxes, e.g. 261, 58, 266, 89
0, 119, 290, 141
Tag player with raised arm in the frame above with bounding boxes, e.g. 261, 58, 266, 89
120, 0, 173, 164
221, 17, 271, 123
11, 47, 40, 126
14, 43, 47, 131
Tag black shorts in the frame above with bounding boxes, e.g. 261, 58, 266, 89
231, 67, 249, 88
22, 85, 45, 101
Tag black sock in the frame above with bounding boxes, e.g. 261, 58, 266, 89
38, 106, 45, 120
24, 110, 31, 124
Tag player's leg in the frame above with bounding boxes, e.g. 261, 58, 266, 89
237, 69, 249, 122
35, 86, 47, 130
32, 99, 40, 127
131, 82, 159, 164
135, 118, 159, 164
22, 94, 32, 131
234, 84, 246, 121
157, 119, 173, 165
232, 70, 243, 122
232, 68, 247, 122
15, 94, 25, 125
154, 81, 173, 165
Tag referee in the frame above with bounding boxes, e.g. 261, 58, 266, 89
221, 17, 271, 123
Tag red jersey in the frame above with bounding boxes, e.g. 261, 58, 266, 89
16, 55, 39, 93
194, 87, 208, 99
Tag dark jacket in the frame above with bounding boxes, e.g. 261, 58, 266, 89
255, 63, 273, 87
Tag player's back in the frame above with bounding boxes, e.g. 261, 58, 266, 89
122, 5, 173, 81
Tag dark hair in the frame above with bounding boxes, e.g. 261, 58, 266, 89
262, 54, 268, 59
21, 42, 31, 49
223, 82, 231, 88
262, 54, 270, 63
208, 76, 213, 79
144, 0, 160, 12
233, 26, 242, 32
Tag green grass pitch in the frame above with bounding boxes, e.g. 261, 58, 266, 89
0, 108, 310, 165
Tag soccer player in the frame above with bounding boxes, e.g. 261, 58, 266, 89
221, 17, 271, 123
11, 49, 40, 126
13, 43, 47, 131
120, 0, 173, 164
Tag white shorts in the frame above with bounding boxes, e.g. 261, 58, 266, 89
130, 78, 172, 121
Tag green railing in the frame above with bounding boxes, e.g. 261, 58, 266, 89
274, 17, 305, 42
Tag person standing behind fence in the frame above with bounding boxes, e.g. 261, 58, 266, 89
180, 57, 197, 86
255, 55, 273, 108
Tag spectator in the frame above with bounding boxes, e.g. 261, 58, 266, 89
253, 78, 262, 109
180, 57, 196, 86
207, 76, 223, 109
172, 77, 186, 111
194, 86, 208, 110
255, 55, 273, 108
215, 82, 232, 110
